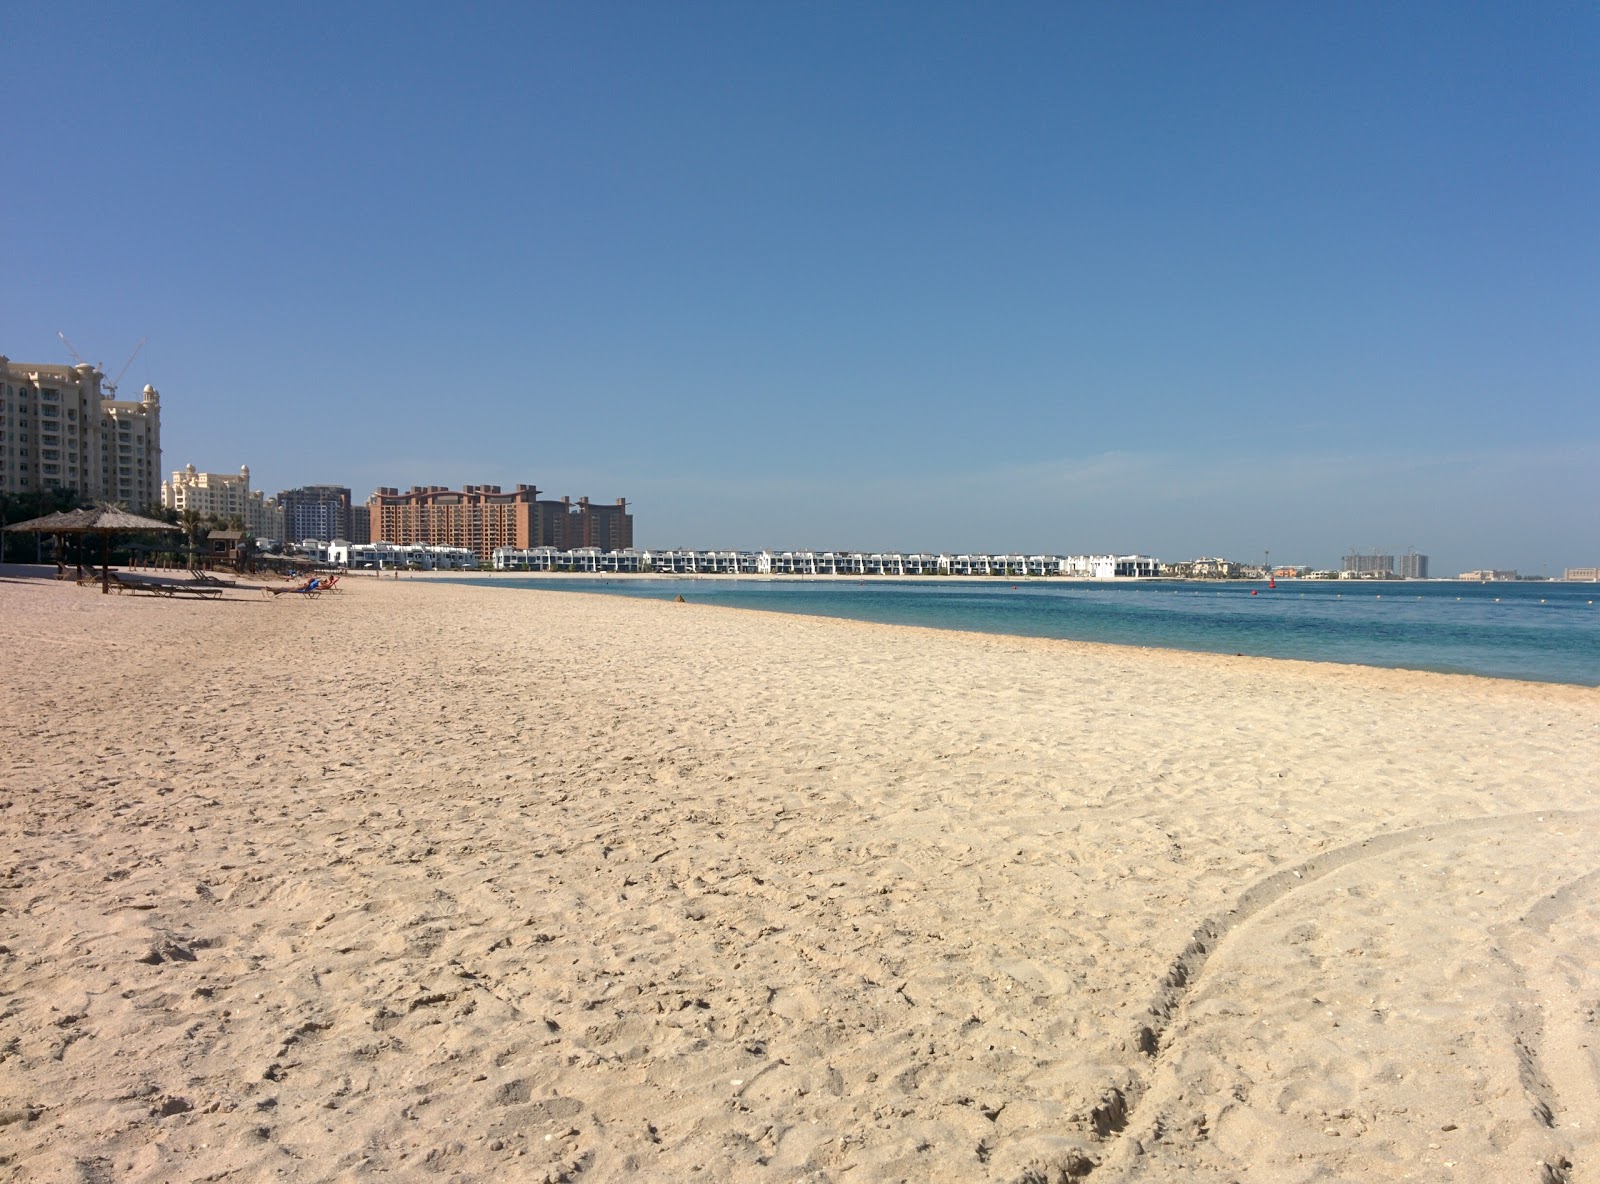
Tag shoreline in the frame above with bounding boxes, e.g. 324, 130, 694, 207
8, 561, 1593, 589
3, 575, 1597, 1180
9, 562, 1593, 688
435, 569, 1600, 690
415, 568, 1585, 585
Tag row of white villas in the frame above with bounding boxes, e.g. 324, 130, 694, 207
488, 547, 1161, 578
298, 540, 1161, 577
320, 541, 478, 570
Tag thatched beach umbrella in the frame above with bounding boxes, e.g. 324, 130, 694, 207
3, 507, 180, 594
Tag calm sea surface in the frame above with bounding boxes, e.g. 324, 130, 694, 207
448, 577, 1600, 687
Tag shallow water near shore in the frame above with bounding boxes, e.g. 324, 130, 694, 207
451, 576, 1600, 685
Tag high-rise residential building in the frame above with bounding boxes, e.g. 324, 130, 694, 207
277, 484, 354, 544
1342, 551, 1396, 577
1, 357, 163, 510
368, 484, 632, 563
532, 496, 634, 551
369, 484, 541, 563
1397, 551, 1429, 579
163, 464, 285, 541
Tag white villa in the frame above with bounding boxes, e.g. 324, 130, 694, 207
323, 540, 477, 570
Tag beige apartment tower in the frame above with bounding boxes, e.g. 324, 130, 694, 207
1, 356, 163, 510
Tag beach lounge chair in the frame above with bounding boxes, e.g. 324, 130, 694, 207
111, 572, 225, 598
269, 577, 323, 597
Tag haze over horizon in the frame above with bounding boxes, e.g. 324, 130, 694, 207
6, 2, 1595, 577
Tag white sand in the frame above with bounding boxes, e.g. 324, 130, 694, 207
2, 570, 1596, 1182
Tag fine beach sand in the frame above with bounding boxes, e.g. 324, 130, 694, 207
3, 572, 1597, 1183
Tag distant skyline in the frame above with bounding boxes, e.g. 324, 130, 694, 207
6, 2, 1595, 576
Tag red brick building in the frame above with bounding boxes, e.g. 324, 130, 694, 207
368, 484, 631, 562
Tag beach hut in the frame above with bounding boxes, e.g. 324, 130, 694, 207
204, 529, 249, 571
3, 506, 181, 594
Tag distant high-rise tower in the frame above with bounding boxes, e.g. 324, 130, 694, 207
1342, 551, 1395, 577
366, 484, 632, 563
368, 483, 542, 564
532, 496, 634, 551
278, 484, 355, 545
1397, 551, 1429, 580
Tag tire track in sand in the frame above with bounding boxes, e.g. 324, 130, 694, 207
1024, 807, 1600, 1183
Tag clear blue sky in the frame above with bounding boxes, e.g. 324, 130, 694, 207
6, 2, 1596, 574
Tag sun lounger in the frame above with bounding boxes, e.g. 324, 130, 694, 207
110, 572, 225, 598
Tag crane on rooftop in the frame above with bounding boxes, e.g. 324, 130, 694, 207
105, 337, 146, 398
55, 332, 147, 398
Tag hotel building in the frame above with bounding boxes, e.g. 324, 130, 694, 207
0, 357, 163, 510
162, 464, 285, 541
368, 484, 632, 563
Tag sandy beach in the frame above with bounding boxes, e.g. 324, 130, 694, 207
2, 570, 1596, 1183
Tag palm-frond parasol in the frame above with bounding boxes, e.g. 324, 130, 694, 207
4, 507, 180, 593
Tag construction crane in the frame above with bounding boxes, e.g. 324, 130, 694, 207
105, 337, 146, 398
55, 332, 147, 398
57, 330, 93, 369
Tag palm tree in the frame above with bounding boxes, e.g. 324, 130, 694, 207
179, 508, 203, 569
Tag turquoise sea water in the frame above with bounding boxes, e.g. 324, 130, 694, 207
451, 577, 1600, 686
